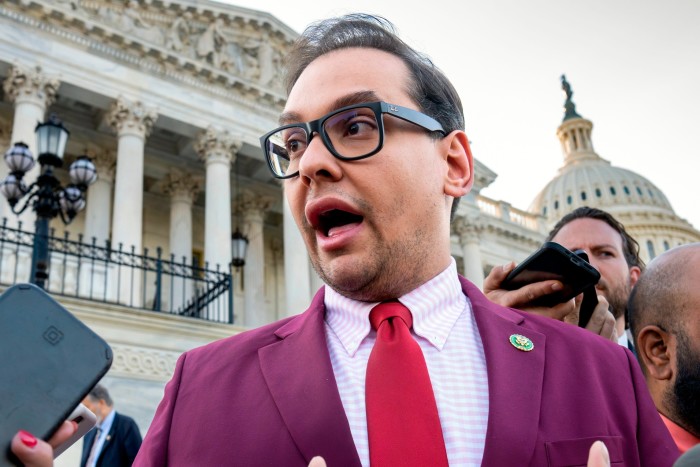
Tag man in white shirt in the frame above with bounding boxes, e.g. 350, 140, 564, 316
80, 385, 141, 467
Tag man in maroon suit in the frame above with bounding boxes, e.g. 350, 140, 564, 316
133, 14, 676, 466
11, 14, 678, 467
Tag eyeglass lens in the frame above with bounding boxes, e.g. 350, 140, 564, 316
265, 106, 381, 177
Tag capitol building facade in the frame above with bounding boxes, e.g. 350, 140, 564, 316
0, 1, 697, 464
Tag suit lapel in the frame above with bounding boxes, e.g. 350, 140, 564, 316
461, 278, 545, 466
258, 288, 361, 466
96, 412, 118, 465
81, 429, 96, 466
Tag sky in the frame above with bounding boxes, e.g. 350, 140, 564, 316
221, 0, 700, 229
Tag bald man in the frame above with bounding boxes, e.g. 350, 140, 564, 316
628, 243, 700, 454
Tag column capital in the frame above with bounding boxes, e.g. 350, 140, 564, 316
236, 189, 273, 220
84, 146, 116, 183
2, 64, 59, 109
195, 126, 242, 165
107, 96, 158, 138
453, 215, 484, 244
161, 169, 203, 202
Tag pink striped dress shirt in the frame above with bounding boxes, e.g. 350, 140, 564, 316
324, 259, 489, 466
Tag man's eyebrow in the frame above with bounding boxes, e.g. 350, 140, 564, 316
331, 90, 381, 110
591, 244, 619, 251
278, 111, 303, 126
278, 90, 382, 125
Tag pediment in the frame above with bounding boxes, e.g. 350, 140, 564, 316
3, 0, 297, 107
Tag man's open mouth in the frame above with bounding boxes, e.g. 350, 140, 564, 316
318, 209, 364, 237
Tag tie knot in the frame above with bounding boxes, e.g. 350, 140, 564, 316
369, 301, 413, 331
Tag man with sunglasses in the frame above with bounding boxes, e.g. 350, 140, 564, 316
13, 13, 676, 467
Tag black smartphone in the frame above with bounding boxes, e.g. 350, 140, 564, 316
572, 249, 600, 328
502, 242, 600, 307
0, 283, 113, 466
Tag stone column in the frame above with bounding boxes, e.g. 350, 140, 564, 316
282, 190, 312, 315
83, 149, 116, 245
0, 119, 12, 222
454, 216, 485, 289
238, 191, 272, 328
269, 237, 284, 319
2, 65, 59, 227
107, 97, 157, 306
2, 65, 59, 282
195, 127, 239, 271
79, 149, 115, 299
162, 170, 202, 312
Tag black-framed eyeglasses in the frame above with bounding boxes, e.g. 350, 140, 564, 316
260, 101, 446, 179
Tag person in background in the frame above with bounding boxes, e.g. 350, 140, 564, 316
629, 243, 700, 454
485, 206, 643, 349
80, 384, 142, 467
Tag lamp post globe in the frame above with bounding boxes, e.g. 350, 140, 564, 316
4, 142, 35, 174
231, 229, 248, 268
34, 114, 69, 167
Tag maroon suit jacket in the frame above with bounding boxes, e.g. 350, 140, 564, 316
135, 277, 678, 466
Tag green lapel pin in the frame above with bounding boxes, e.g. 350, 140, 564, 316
509, 334, 534, 352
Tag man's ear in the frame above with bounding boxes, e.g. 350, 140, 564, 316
442, 130, 473, 198
629, 266, 642, 288
637, 325, 674, 381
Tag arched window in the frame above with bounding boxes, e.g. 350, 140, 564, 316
595, 188, 602, 197
663, 241, 670, 251
623, 186, 630, 195
581, 191, 587, 200
567, 195, 572, 205
647, 240, 656, 259
554, 200, 559, 210
542, 206, 547, 216
610, 186, 617, 196
636, 186, 643, 196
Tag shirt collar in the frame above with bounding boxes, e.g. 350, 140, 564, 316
617, 330, 629, 347
325, 259, 467, 356
99, 408, 116, 435
659, 412, 700, 453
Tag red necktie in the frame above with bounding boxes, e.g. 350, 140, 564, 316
365, 301, 449, 466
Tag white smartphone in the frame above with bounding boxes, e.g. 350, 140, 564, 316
53, 403, 97, 458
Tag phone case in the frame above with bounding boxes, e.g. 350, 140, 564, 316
53, 403, 97, 458
0, 283, 112, 466
502, 242, 601, 307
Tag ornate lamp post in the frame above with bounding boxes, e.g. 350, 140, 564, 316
0, 114, 97, 289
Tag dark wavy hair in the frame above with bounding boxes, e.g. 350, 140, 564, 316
546, 206, 644, 270
284, 14, 466, 218
87, 384, 113, 407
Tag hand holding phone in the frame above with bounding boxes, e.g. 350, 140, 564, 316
53, 403, 97, 458
0, 284, 112, 466
571, 249, 600, 328
501, 242, 600, 309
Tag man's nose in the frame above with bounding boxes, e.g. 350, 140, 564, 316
586, 252, 602, 272
298, 134, 343, 185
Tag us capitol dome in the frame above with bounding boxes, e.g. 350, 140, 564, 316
529, 76, 700, 262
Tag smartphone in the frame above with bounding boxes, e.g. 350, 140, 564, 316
502, 242, 600, 307
0, 283, 112, 466
572, 250, 600, 328
53, 403, 97, 458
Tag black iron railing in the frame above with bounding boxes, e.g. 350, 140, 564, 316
0, 218, 234, 323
